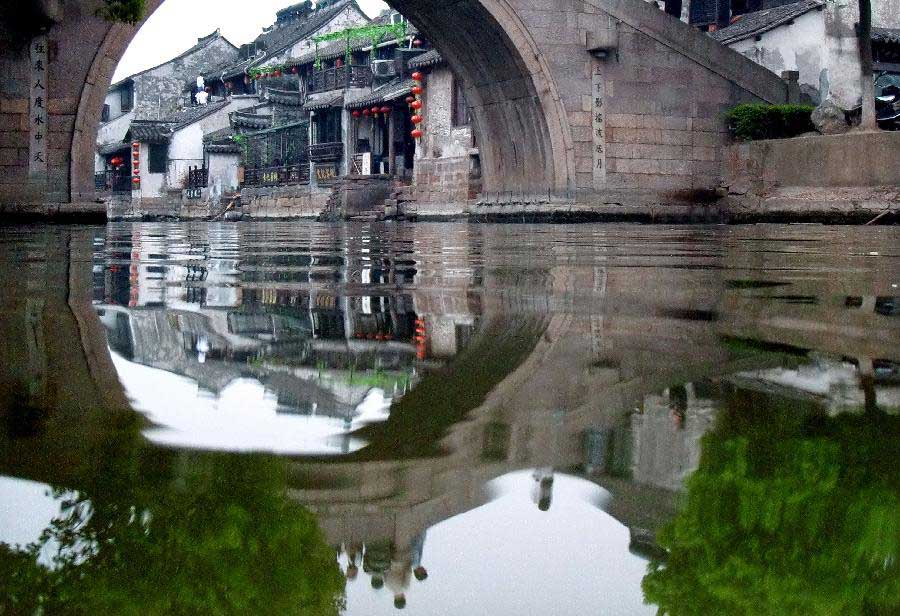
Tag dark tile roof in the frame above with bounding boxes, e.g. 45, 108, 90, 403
267, 87, 307, 106
98, 142, 131, 156
232, 111, 273, 130
253, 0, 366, 67
711, 0, 824, 45
203, 126, 235, 144
345, 78, 415, 109
125, 121, 175, 144
164, 99, 233, 129
873, 27, 900, 45
407, 49, 443, 69
305, 91, 344, 111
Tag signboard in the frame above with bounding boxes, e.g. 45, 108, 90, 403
185, 187, 202, 200
315, 163, 338, 184
29, 36, 49, 178
592, 64, 607, 188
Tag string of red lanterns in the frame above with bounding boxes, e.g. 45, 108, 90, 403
409, 71, 425, 141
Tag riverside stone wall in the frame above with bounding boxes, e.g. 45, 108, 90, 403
240, 184, 330, 219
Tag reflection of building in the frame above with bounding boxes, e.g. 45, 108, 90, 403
91, 224, 480, 443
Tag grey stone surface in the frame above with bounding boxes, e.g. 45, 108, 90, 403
811, 98, 854, 135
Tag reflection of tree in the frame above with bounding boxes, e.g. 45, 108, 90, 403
643, 389, 899, 615
0, 413, 345, 614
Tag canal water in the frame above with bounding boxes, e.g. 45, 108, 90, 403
0, 222, 897, 615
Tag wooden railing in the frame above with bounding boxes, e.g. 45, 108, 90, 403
95, 171, 133, 193
243, 164, 310, 187
187, 166, 208, 189
308, 65, 373, 94
308, 142, 343, 163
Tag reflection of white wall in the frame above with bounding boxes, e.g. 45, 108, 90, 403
0, 476, 64, 566
110, 352, 376, 455
631, 387, 716, 492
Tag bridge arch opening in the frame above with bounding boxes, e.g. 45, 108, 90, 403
72, 0, 574, 203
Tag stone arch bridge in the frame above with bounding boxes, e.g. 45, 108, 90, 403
0, 0, 792, 216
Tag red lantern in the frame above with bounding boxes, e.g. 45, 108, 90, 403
413, 39, 423, 47
291, 66, 299, 74
411, 129, 423, 139
132, 177, 141, 184
352, 110, 361, 118
412, 85, 423, 96
411, 115, 423, 125
411, 71, 423, 82
380, 106, 391, 115
371, 106, 380, 114
362, 109, 370, 116
405, 96, 415, 105
205, 86, 211, 92
410, 100, 422, 110
274, 70, 282, 77
244, 75, 251, 85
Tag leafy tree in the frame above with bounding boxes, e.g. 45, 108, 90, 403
0, 418, 345, 615
643, 389, 899, 615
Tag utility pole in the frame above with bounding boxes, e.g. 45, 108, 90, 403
857, 0, 877, 129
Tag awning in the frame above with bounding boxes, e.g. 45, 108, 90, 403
97, 142, 130, 156
125, 121, 174, 144
305, 91, 344, 112
345, 79, 415, 110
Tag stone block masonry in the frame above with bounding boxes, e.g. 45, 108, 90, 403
241, 184, 330, 219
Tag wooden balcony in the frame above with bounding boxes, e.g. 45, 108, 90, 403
308, 142, 343, 163
243, 164, 310, 187
308, 65, 373, 94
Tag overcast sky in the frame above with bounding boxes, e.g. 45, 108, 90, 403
114, 0, 389, 81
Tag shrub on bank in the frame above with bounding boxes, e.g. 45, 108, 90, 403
726, 104, 815, 141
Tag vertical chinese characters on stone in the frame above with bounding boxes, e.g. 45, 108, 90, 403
592, 65, 606, 188
29, 36, 49, 177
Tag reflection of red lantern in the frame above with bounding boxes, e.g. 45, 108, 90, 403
411, 115, 423, 125
410, 100, 422, 110
362, 109, 370, 116
411, 71, 423, 82
412, 85, 423, 96
411, 129, 423, 139
352, 110, 361, 118
380, 106, 391, 115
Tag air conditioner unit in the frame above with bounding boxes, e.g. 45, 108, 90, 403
371, 60, 396, 78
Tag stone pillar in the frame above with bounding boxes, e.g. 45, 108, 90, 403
388, 111, 396, 176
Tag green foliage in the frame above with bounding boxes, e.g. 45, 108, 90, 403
725, 104, 816, 141
0, 423, 346, 615
96, 0, 146, 25
642, 392, 900, 615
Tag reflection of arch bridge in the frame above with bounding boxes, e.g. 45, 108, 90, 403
2, 0, 792, 214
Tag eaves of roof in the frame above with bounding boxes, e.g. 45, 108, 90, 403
711, 0, 824, 45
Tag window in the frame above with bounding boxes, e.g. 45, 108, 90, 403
101, 104, 110, 122
148, 143, 167, 173
120, 85, 134, 112
451, 77, 470, 127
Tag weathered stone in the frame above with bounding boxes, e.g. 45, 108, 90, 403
811, 99, 854, 135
